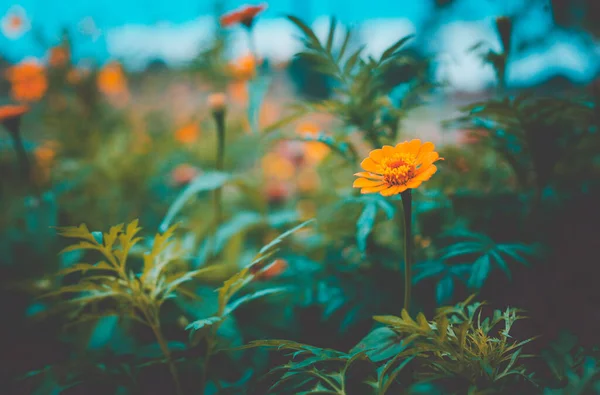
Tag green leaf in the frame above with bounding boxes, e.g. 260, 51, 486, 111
436, 276, 454, 305
325, 17, 337, 53
380, 35, 414, 62
467, 254, 491, 289
351, 327, 406, 363
287, 15, 323, 50
160, 171, 232, 232
248, 74, 272, 134
356, 201, 377, 253
186, 316, 222, 346
259, 219, 315, 254
224, 287, 288, 316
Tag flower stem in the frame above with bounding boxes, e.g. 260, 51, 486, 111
400, 190, 413, 312
149, 322, 183, 395
9, 130, 31, 181
213, 110, 226, 227
245, 27, 259, 73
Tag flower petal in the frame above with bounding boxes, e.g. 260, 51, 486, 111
405, 139, 422, 155
394, 141, 409, 153
361, 157, 379, 172
353, 178, 385, 188
416, 152, 440, 173
416, 142, 435, 161
406, 178, 423, 188
369, 149, 384, 163
382, 145, 395, 157
353, 172, 383, 179
361, 184, 389, 194
416, 165, 437, 181
380, 185, 404, 196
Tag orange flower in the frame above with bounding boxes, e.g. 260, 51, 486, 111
171, 164, 199, 186
48, 46, 70, 68
254, 259, 288, 280
228, 54, 260, 80
0, 104, 28, 134
220, 3, 267, 28
97, 61, 129, 99
175, 123, 200, 144
262, 152, 295, 181
227, 81, 248, 106
6, 61, 48, 102
208, 92, 227, 112
297, 122, 330, 164
34, 144, 56, 168
354, 139, 443, 196
0, 104, 29, 122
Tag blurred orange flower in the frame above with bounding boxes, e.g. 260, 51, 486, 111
228, 54, 260, 80
48, 46, 70, 68
175, 123, 200, 144
220, 3, 267, 28
265, 182, 291, 204
254, 259, 288, 280
33, 141, 58, 184
97, 61, 129, 103
6, 61, 48, 102
1, 6, 30, 39
0, 104, 29, 122
171, 164, 199, 186
297, 122, 330, 164
208, 92, 227, 112
297, 167, 321, 193
227, 81, 248, 106
262, 152, 295, 181
354, 139, 443, 196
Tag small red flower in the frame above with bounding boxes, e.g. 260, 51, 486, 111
220, 3, 267, 28
254, 259, 288, 280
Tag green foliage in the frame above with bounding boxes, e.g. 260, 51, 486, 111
414, 229, 539, 303
43, 220, 214, 327
371, 295, 537, 392
447, 94, 598, 191
285, 15, 427, 147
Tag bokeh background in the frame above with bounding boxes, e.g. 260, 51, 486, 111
1, 0, 600, 394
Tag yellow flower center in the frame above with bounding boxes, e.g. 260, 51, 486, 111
379, 152, 417, 186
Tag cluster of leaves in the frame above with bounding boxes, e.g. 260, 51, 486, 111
41, 219, 212, 329
372, 295, 536, 392
281, 16, 429, 148
448, 93, 599, 194
414, 229, 539, 304
239, 296, 537, 394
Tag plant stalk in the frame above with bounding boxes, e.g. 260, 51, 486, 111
8, 130, 31, 181
149, 320, 183, 395
213, 110, 226, 227
400, 190, 413, 312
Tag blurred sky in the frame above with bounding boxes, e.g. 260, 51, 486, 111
0, 0, 598, 91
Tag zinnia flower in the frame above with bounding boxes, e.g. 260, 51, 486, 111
208, 92, 227, 113
6, 61, 48, 102
353, 139, 443, 196
220, 3, 267, 28
171, 164, 200, 186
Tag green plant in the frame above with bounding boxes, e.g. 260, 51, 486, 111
370, 295, 536, 392
42, 220, 216, 395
